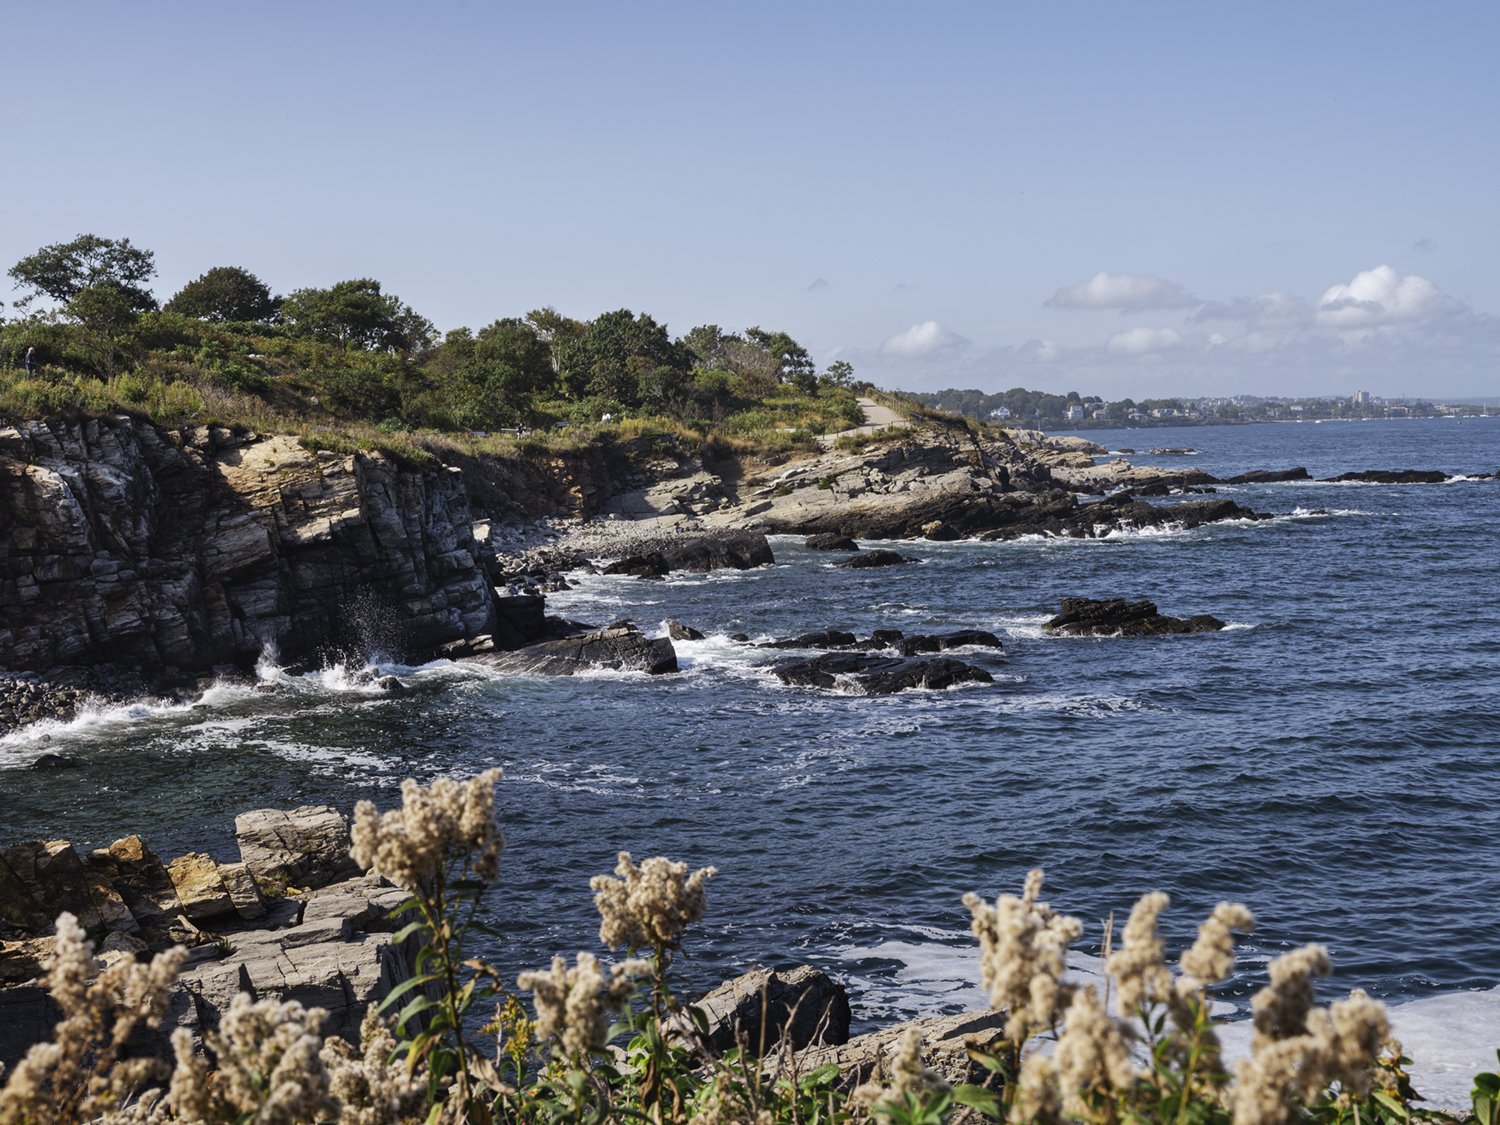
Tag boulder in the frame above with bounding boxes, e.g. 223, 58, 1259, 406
166, 853, 236, 922
773, 653, 993, 694
1043, 597, 1226, 637
604, 531, 774, 577
234, 806, 360, 891
476, 623, 678, 676
666, 620, 705, 642
688, 966, 851, 1057
761, 629, 859, 651
0, 840, 137, 935
804, 534, 859, 551
834, 549, 909, 569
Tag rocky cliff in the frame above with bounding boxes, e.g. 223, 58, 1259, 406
0, 417, 499, 681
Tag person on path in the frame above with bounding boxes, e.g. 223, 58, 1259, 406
24, 346, 36, 375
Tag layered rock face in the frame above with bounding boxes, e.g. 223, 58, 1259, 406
0, 806, 413, 1066
0, 417, 498, 678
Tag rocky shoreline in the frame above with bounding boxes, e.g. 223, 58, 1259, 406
3, 410, 1493, 734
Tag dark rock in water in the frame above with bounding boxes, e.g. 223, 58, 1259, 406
28, 753, 82, 771
1321, 469, 1450, 484
805, 533, 859, 551
773, 652, 992, 694
1224, 467, 1311, 484
374, 676, 407, 694
728, 632, 750, 643
688, 965, 851, 1057
1149, 448, 1198, 455
476, 623, 678, 676
834, 549, 909, 569
870, 629, 905, 645
666, 620, 705, 641
1044, 597, 1226, 637
605, 531, 775, 578
895, 629, 1004, 656
921, 520, 961, 541
492, 594, 548, 649
762, 629, 859, 650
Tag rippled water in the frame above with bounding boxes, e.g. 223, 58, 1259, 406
3, 417, 1498, 1100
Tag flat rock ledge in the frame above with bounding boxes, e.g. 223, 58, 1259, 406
1044, 597, 1226, 637
773, 652, 994, 694
0, 806, 412, 1067
475, 621, 678, 676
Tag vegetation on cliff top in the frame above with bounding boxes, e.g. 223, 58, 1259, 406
1, 234, 865, 461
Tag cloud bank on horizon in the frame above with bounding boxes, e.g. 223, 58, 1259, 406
851, 264, 1496, 400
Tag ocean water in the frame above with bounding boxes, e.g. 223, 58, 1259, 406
3, 417, 1498, 1101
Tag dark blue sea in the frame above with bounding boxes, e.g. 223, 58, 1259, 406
4, 417, 1498, 1097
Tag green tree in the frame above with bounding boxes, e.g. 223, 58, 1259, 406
430, 318, 554, 428
745, 326, 815, 388
556, 309, 687, 405
164, 266, 279, 322
280, 279, 433, 354
821, 358, 855, 389
681, 324, 740, 370
7, 234, 157, 313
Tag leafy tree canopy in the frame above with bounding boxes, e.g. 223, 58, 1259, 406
557, 309, 687, 404
279, 279, 434, 354
165, 266, 278, 323
8, 234, 157, 314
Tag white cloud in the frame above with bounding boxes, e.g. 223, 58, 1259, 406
881, 320, 967, 358
1048, 271, 1198, 311
1018, 338, 1061, 362
1106, 326, 1184, 355
1316, 265, 1452, 327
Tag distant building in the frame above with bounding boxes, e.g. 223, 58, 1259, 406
989, 406, 1013, 419
1091, 407, 1110, 420
1352, 389, 1370, 405
1064, 405, 1086, 421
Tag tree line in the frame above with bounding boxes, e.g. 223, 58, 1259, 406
2, 234, 858, 436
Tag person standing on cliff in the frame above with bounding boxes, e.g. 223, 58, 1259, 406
24, 346, 36, 375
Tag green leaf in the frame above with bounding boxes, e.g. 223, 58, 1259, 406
391, 919, 425, 944
952, 1085, 1003, 1119
394, 993, 438, 1033
799, 1063, 841, 1089
1372, 1090, 1409, 1119
376, 972, 440, 1014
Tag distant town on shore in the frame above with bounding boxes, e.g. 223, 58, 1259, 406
913, 386, 1497, 429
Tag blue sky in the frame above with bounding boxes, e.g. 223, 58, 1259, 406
3, 1, 1496, 398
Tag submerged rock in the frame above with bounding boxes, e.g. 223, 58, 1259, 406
1223, 467, 1311, 484
476, 623, 678, 676
772, 653, 992, 694
1043, 597, 1226, 637
833, 549, 909, 569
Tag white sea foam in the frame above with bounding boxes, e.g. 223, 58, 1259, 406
840, 933, 1496, 1108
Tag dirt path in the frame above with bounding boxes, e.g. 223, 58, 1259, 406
818, 396, 905, 446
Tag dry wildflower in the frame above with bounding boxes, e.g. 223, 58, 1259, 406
1231, 950, 1391, 1125
517, 952, 646, 1058
1106, 891, 1173, 1014
1012, 1052, 1063, 1125
1053, 985, 1137, 1117
1251, 943, 1331, 1050
962, 868, 1083, 1041
351, 769, 504, 890
321, 1008, 426, 1125
169, 993, 338, 1124
1180, 902, 1256, 988
591, 852, 717, 952
0, 912, 186, 1125
689, 1081, 753, 1125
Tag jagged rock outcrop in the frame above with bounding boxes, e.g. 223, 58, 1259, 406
0, 805, 415, 1066
772, 653, 993, 694
1223, 468, 1311, 484
805, 533, 859, 551
475, 622, 678, 676
1044, 597, 1226, 636
0, 417, 499, 682
834, 549, 909, 569
757, 628, 1002, 656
